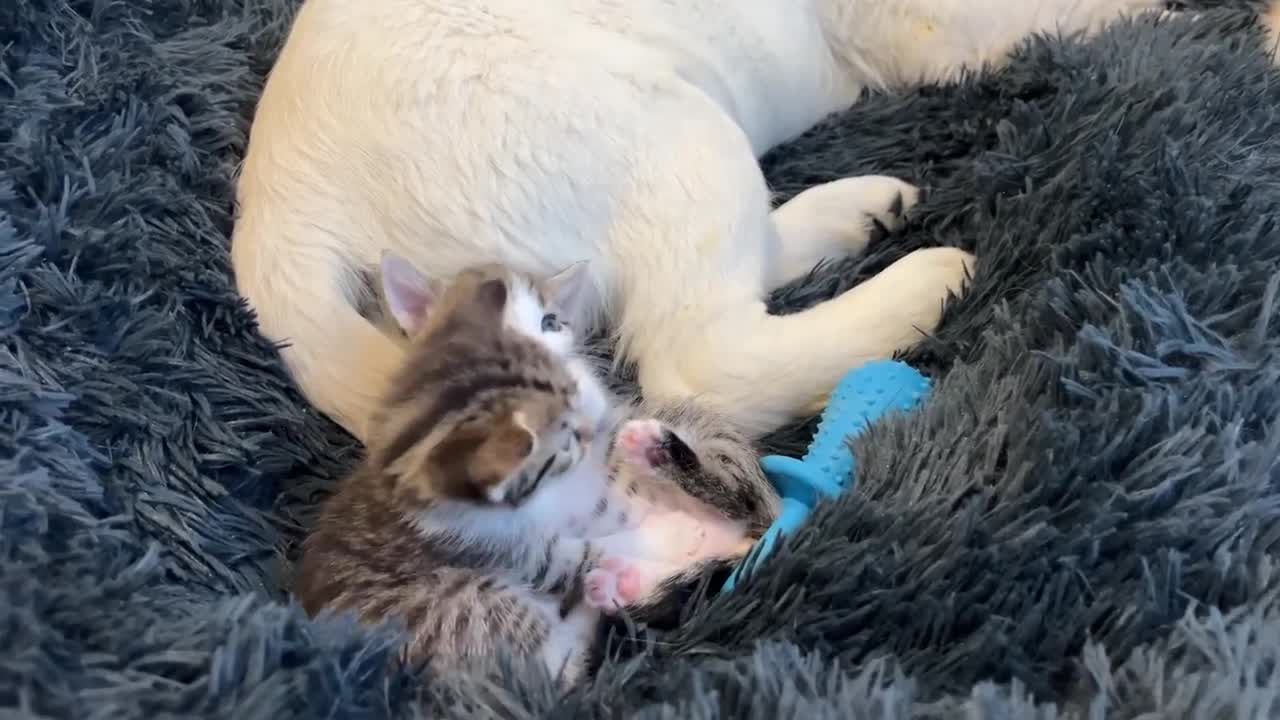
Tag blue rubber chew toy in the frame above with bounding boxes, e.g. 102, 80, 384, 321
721, 359, 931, 592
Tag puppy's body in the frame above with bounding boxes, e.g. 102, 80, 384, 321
234, 0, 1163, 440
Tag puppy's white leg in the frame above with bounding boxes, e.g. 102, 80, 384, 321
647, 246, 973, 435
619, 183, 972, 438
767, 176, 921, 289
611, 95, 974, 437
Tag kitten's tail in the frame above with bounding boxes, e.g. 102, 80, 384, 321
234, 238, 402, 442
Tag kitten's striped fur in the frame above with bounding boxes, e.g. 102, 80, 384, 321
296, 264, 609, 681
294, 258, 779, 682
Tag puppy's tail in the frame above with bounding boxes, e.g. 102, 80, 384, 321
233, 234, 403, 443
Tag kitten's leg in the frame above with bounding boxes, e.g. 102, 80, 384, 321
394, 571, 584, 682
613, 419, 736, 527
613, 418, 677, 475
766, 176, 921, 290
611, 413, 776, 537
585, 548, 758, 615
519, 530, 709, 619
511, 534, 604, 603
537, 598, 600, 685
418, 574, 597, 686
584, 555, 685, 613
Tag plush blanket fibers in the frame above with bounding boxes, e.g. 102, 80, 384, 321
4, 1, 1280, 717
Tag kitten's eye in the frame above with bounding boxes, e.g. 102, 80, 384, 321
541, 313, 562, 332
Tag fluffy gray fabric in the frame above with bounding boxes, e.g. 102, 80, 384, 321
3, 1, 1279, 717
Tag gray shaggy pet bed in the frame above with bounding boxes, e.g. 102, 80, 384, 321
4, 1, 1280, 717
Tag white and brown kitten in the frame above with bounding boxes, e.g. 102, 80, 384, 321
295, 259, 778, 683
375, 253, 780, 611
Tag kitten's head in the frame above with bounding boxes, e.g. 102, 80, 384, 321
368, 256, 604, 506
380, 251, 611, 435
379, 252, 593, 359
415, 390, 585, 507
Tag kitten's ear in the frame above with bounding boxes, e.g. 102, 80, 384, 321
380, 251, 437, 335
471, 410, 537, 497
452, 276, 510, 330
437, 407, 532, 497
472, 277, 509, 315
542, 261, 591, 319
429, 409, 536, 501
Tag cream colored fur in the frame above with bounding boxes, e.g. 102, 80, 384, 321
1264, 0, 1280, 62
233, 0, 1168, 441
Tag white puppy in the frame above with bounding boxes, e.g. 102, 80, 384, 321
232, 0, 1166, 441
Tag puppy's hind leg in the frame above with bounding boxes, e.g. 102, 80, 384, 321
655, 246, 974, 436
611, 104, 973, 438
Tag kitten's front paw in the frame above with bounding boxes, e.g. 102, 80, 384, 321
584, 556, 644, 614
614, 419, 668, 471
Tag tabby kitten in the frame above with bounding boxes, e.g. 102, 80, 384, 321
295, 262, 613, 681
294, 257, 779, 682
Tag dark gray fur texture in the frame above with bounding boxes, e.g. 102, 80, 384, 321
3, 1, 1280, 717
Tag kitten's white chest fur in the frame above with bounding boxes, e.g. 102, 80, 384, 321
508, 391, 740, 565
233, 0, 1165, 441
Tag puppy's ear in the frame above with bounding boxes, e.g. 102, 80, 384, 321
379, 251, 438, 335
